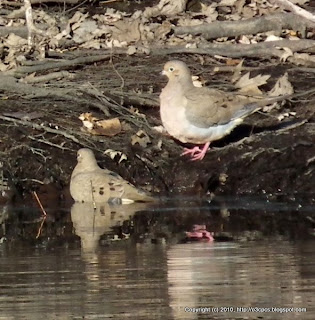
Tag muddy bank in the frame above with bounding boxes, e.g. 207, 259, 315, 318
0, 0, 314, 210
0, 55, 314, 206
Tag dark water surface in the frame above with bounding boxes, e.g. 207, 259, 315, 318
0, 240, 314, 319
1, 197, 315, 319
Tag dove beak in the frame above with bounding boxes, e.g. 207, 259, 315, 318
161, 70, 167, 76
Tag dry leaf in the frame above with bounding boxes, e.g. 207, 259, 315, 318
131, 130, 151, 148
200, 3, 218, 22
104, 149, 127, 163
192, 75, 203, 87
156, 139, 163, 150
127, 45, 137, 55
73, 20, 98, 44
231, 60, 244, 83
79, 113, 121, 136
226, 58, 242, 66
111, 19, 141, 43
236, 72, 270, 95
154, 21, 172, 40
143, 0, 186, 17
279, 47, 294, 62
218, 0, 238, 6
152, 125, 167, 134
265, 35, 283, 42
292, 52, 315, 65
5, 34, 28, 47
268, 73, 294, 97
277, 112, 296, 121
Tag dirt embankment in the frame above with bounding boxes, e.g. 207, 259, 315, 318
0, 0, 314, 208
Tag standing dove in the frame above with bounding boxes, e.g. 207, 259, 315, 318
160, 60, 291, 161
70, 148, 154, 203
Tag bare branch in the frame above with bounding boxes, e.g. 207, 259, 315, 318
174, 13, 315, 40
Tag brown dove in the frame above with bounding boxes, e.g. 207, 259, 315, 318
160, 60, 292, 160
70, 148, 154, 203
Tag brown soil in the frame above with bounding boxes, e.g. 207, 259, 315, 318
1, 54, 315, 207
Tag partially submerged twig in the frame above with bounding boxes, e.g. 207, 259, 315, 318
33, 191, 47, 216
33, 191, 47, 239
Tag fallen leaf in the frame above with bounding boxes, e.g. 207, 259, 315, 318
292, 52, 315, 65
231, 60, 244, 83
226, 58, 242, 66
278, 47, 294, 62
143, 0, 186, 17
152, 125, 167, 134
277, 112, 297, 121
218, 0, 238, 6
79, 113, 121, 136
104, 149, 127, 163
265, 35, 283, 42
111, 19, 141, 43
131, 130, 151, 148
268, 73, 294, 97
192, 75, 203, 87
127, 45, 137, 55
236, 72, 270, 95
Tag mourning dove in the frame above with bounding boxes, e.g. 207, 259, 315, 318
160, 60, 292, 160
70, 148, 154, 203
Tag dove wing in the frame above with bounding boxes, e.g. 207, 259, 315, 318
184, 87, 258, 128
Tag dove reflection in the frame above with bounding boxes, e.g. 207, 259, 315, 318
71, 202, 151, 253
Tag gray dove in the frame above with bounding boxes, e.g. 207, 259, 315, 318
70, 148, 154, 203
160, 60, 291, 160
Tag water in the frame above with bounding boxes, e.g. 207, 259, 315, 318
0, 199, 314, 319
0, 240, 314, 319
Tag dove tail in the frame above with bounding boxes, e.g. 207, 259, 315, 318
232, 94, 291, 120
231, 102, 261, 120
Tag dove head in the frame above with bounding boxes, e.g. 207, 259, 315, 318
162, 60, 193, 87
76, 148, 99, 169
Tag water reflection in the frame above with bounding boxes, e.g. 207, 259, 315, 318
167, 242, 313, 319
0, 197, 314, 319
71, 202, 150, 252
0, 239, 314, 319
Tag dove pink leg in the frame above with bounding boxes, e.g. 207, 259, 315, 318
181, 142, 210, 161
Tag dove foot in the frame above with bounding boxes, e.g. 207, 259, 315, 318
181, 142, 210, 161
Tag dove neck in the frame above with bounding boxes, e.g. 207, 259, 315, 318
81, 158, 99, 171
176, 75, 194, 90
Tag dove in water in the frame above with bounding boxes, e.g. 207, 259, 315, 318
70, 148, 154, 203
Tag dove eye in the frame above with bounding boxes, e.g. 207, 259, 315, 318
169, 67, 174, 72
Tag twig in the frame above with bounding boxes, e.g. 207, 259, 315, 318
273, 0, 315, 23
20, 178, 45, 184
109, 49, 125, 90
0, 115, 81, 144
28, 135, 72, 150
21, 71, 74, 84
90, 180, 96, 209
33, 191, 47, 238
224, 119, 308, 149
33, 191, 47, 216
36, 216, 46, 239
6, 54, 111, 77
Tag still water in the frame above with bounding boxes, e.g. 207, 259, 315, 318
0, 199, 314, 319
